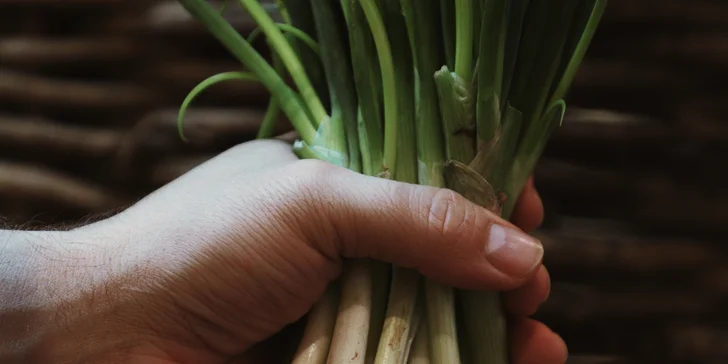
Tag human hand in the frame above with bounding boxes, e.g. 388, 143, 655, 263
8, 140, 563, 364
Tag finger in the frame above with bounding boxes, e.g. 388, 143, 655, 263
510, 317, 568, 364
290, 160, 544, 292
511, 176, 544, 233
503, 265, 551, 316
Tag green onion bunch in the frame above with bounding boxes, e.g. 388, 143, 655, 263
176, 0, 607, 363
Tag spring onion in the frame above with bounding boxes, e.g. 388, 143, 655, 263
176, 0, 608, 363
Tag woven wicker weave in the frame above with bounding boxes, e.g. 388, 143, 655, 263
1, 1, 727, 363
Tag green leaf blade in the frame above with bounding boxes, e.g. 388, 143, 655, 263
310, 0, 361, 172
282, 0, 331, 109
239, 0, 329, 127
359, 0, 399, 177
401, 0, 446, 188
440, 0, 456, 70
549, 0, 608, 104
344, 0, 384, 176
178, 0, 316, 143
503, 99, 566, 218
177, 71, 258, 142
383, 0, 417, 184
507, 0, 580, 137
476, 0, 508, 147
247, 23, 322, 57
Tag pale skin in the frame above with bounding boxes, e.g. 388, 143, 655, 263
0, 140, 566, 363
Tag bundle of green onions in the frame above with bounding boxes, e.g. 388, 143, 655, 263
176, 0, 607, 363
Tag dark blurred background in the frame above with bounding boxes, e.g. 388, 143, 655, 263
1, 1, 727, 363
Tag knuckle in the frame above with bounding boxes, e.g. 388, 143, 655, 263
422, 188, 475, 246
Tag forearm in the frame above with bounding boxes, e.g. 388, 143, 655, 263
0, 230, 60, 363
0, 229, 124, 363
0, 222, 191, 364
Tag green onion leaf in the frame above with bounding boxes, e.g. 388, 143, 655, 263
282, 0, 331, 110
177, 71, 257, 142
256, 98, 281, 139
292, 139, 319, 160
401, 0, 446, 188
549, 0, 607, 104
359, 0, 399, 178
383, 0, 416, 184
238, 0, 329, 127
454, 0, 475, 82
274, 0, 291, 23
178, 0, 316, 143
440, 0, 456, 70
310, 0, 361, 172
246, 23, 322, 57
475, 0, 508, 148
503, 99, 566, 218
343, 0, 384, 176
507, 0, 579, 134
500, 0, 530, 106
257, 41, 287, 139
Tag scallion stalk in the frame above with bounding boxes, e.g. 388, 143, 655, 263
339, 3, 389, 362
475, 0, 508, 149
342, 0, 384, 176
372, 0, 420, 361
407, 319, 431, 364
359, 0, 399, 177
549, 0, 607, 104
306, 2, 372, 361
238, 0, 330, 127
310, 0, 361, 171
292, 284, 340, 364
177, 0, 316, 143
439, 0, 456, 70
275, 0, 292, 23
327, 259, 373, 364
400, 2, 460, 364
454, 0, 474, 83
257, 37, 288, 139
177, 1, 607, 363
282, 0, 331, 109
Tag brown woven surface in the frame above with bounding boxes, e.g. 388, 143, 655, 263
1, 1, 727, 363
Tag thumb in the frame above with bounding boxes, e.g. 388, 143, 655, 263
294, 160, 544, 292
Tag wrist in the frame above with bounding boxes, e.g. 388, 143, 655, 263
0, 228, 129, 363
0, 230, 66, 363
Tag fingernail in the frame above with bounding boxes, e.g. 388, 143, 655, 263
486, 224, 543, 277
